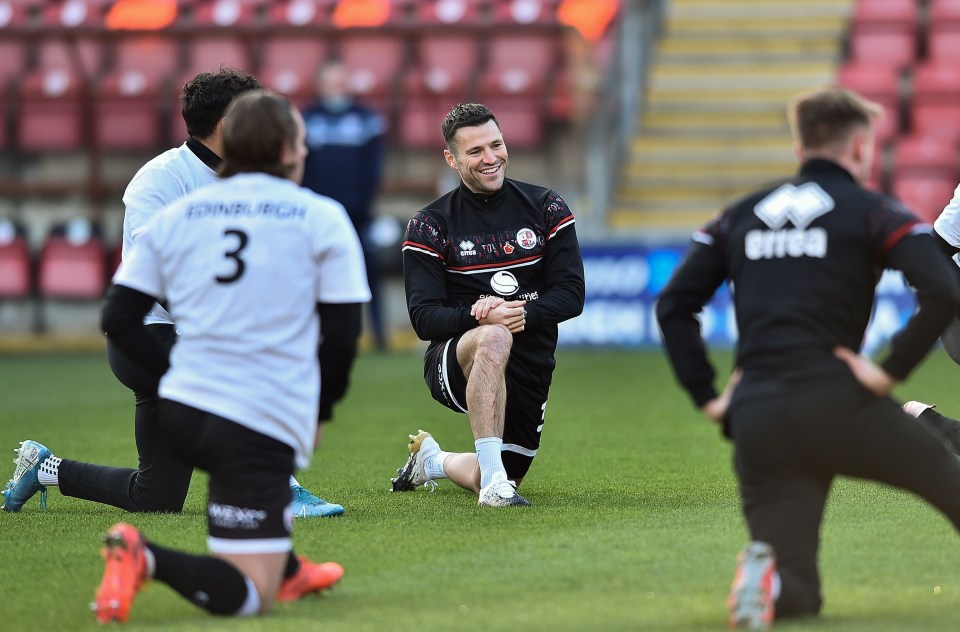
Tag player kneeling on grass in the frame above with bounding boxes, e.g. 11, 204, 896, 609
389, 103, 585, 507
93, 90, 370, 622
658, 86, 960, 630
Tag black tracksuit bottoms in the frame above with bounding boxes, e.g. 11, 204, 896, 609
58, 324, 193, 512
729, 370, 960, 619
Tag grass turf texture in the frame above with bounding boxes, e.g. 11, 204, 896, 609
1, 348, 960, 631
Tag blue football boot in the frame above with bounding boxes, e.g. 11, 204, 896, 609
3, 440, 51, 512
290, 485, 344, 518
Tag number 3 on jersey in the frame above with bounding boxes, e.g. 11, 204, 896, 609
216, 228, 248, 284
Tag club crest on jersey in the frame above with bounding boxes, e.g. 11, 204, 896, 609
490, 270, 519, 296
459, 239, 477, 256
516, 228, 538, 249
747, 182, 832, 260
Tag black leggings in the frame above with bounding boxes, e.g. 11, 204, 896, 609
58, 324, 193, 512
730, 372, 960, 619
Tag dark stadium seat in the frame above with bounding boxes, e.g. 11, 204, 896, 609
891, 174, 957, 223
910, 62, 960, 139
38, 220, 108, 300
0, 219, 32, 300
259, 36, 328, 103
95, 36, 179, 150
18, 40, 86, 152
835, 62, 901, 144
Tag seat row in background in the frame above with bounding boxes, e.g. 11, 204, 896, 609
837, 0, 960, 222
0, 217, 112, 307
0, 0, 614, 153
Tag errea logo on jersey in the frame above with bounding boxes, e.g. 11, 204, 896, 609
459, 240, 477, 256
746, 183, 833, 260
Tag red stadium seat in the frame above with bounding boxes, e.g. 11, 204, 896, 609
190, 0, 257, 26
847, 0, 918, 69
928, 0, 960, 60
416, 0, 484, 25
38, 221, 108, 300
95, 36, 179, 150
41, 0, 109, 27
18, 40, 86, 152
492, 0, 557, 25
398, 97, 455, 149
835, 62, 901, 144
893, 134, 958, 178
0, 0, 31, 28
266, 0, 334, 25
337, 34, 407, 110
891, 174, 958, 223
259, 37, 328, 103
409, 34, 481, 97
910, 62, 960, 139
480, 33, 559, 96
482, 96, 545, 148
0, 219, 31, 300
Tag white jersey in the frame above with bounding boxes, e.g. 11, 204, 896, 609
121, 142, 218, 325
114, 173, 371, 469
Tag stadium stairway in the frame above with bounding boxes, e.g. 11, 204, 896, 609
610, 0, 853, 232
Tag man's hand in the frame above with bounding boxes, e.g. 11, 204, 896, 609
476, 299, 527, 333
700, 368, 742, 424
471, 296, 505, 320
834, 346, 896, 397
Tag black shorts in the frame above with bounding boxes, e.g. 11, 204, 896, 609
423, 336, 548, 479
158, 399, 295, 555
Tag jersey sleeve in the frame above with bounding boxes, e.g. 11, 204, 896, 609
870, 196, 922, 257
122, 167, 187, 255
934, 182, 960, 248
112, 218, 166, 302
402, 211, 477, 341
314, 201, 372, 304
525, 192, 585, 328
655, 212, 731, 408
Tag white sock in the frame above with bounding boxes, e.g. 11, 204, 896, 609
289, 475, 300, 488
475, 437, 506, 489
235, 576, 261, 617
37, 455, 61, 487
423, 442, 451, 481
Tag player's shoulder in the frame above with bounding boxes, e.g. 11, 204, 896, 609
126, 144, 212, 194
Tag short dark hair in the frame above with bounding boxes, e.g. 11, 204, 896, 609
441, 103, 500, 149
181, 68, 261, 140
219, 90, 299, 179
788, 86, 882, 151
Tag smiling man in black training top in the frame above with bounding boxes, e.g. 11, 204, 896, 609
390, 103, 585, 507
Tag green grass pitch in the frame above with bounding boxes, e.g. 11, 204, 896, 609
2, 348, 960, 631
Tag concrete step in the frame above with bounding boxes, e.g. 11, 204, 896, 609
657, 35, 841, 59
608, 207, 718, 231
641, 109, 788, 132
645, 87, 813, 108
618, 182, 759, 204
623, 161, 795, 180
668, 0, 852, 19
665, 15, 847, 35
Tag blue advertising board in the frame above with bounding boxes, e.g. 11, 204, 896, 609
558, 243, 918, 354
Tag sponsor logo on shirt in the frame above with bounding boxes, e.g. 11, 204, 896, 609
747, 183, 833, 260
490, 270, 519, 296
209, 502, 268, 530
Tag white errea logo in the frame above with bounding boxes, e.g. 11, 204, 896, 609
746, 183, 833, 260
459, 240, 476, 256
